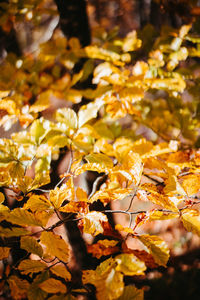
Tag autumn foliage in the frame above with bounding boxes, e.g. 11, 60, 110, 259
0, 1, 200, 300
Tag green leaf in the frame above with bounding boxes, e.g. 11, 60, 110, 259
20, 236, 43, 257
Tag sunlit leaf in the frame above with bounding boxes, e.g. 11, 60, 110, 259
115, 253, 146, 276
138, 235, 169, 267
81, 211, 108, 236
181, 209, 200, 237
117, 285, 144, 300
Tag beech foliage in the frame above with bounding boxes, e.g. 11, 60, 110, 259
0, 1, 200, 299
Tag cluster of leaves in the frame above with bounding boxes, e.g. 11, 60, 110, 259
0, 4, 200, 299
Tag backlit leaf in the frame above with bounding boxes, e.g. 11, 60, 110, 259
5, 208, 44, 227
117, 285, 144, 300
82, 211, 108, 236
40, 231, 69, 262
181, 209, 200, 237
78, 98, 104, 128
138, 235, 169, 267
115, 253, 146, 276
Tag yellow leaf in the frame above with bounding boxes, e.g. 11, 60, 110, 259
40, 231, 69, 263
83, 262, 124, 300
87, 240, 119, 259
50, 265, 71, 281
164, 175, 186, 196
141, 184, 179, 212
8, 275, 29, 300
39, 278, 67, 294
181, 209, 200, 236
0, 99, 19, 115
78, 98, 104, 128
117, 285, 144, 300
115, 253, 146, 276
122, 152, 143, 185
82, 211, 108, 236
123, 31, 142, 52
138, 235, 169, 267
24, 194, 51, 212
50, 184, 74, 209
18, 259, 46, 275
20, 236, 43, 257
56, 108, 78, 130
75, 162, 108, 175
94, 138, 115, 156
181, 174, 200, 196
29, 91, 50, 113
0, 246, 10, 260
0, 192, 5, 204
0, 226, 29, 237
5, 208, 43, 227
90, 188, 132, 204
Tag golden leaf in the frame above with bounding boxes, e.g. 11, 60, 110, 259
50, 184, 74, 209
83, 260, 124, 300
18, 259, 46, 275
50, 265, 71, 281
0, 246, 10, 260
24, 194, 51, 212
20, 236, 43, 257
85, 153, 113, 168
140, 184, 179, 212
8, 275, 29, 300
115, 253, 146, 276
87, 240, 119, 259
138, 235, 169, 267
82, 211, 108, 236
181, 209, 200, 236
39, 278, 67, 294
0, 226, 29, 237
56, 108, 78, 130
181, 174, 200, 196
0, 192, 5, 204
90, 188, 132, 204
5, 208, 44, 227
164, 175, 186, 196
117, 285, 144, 300
78, 98, 104, 128
40, 231, 69, 263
